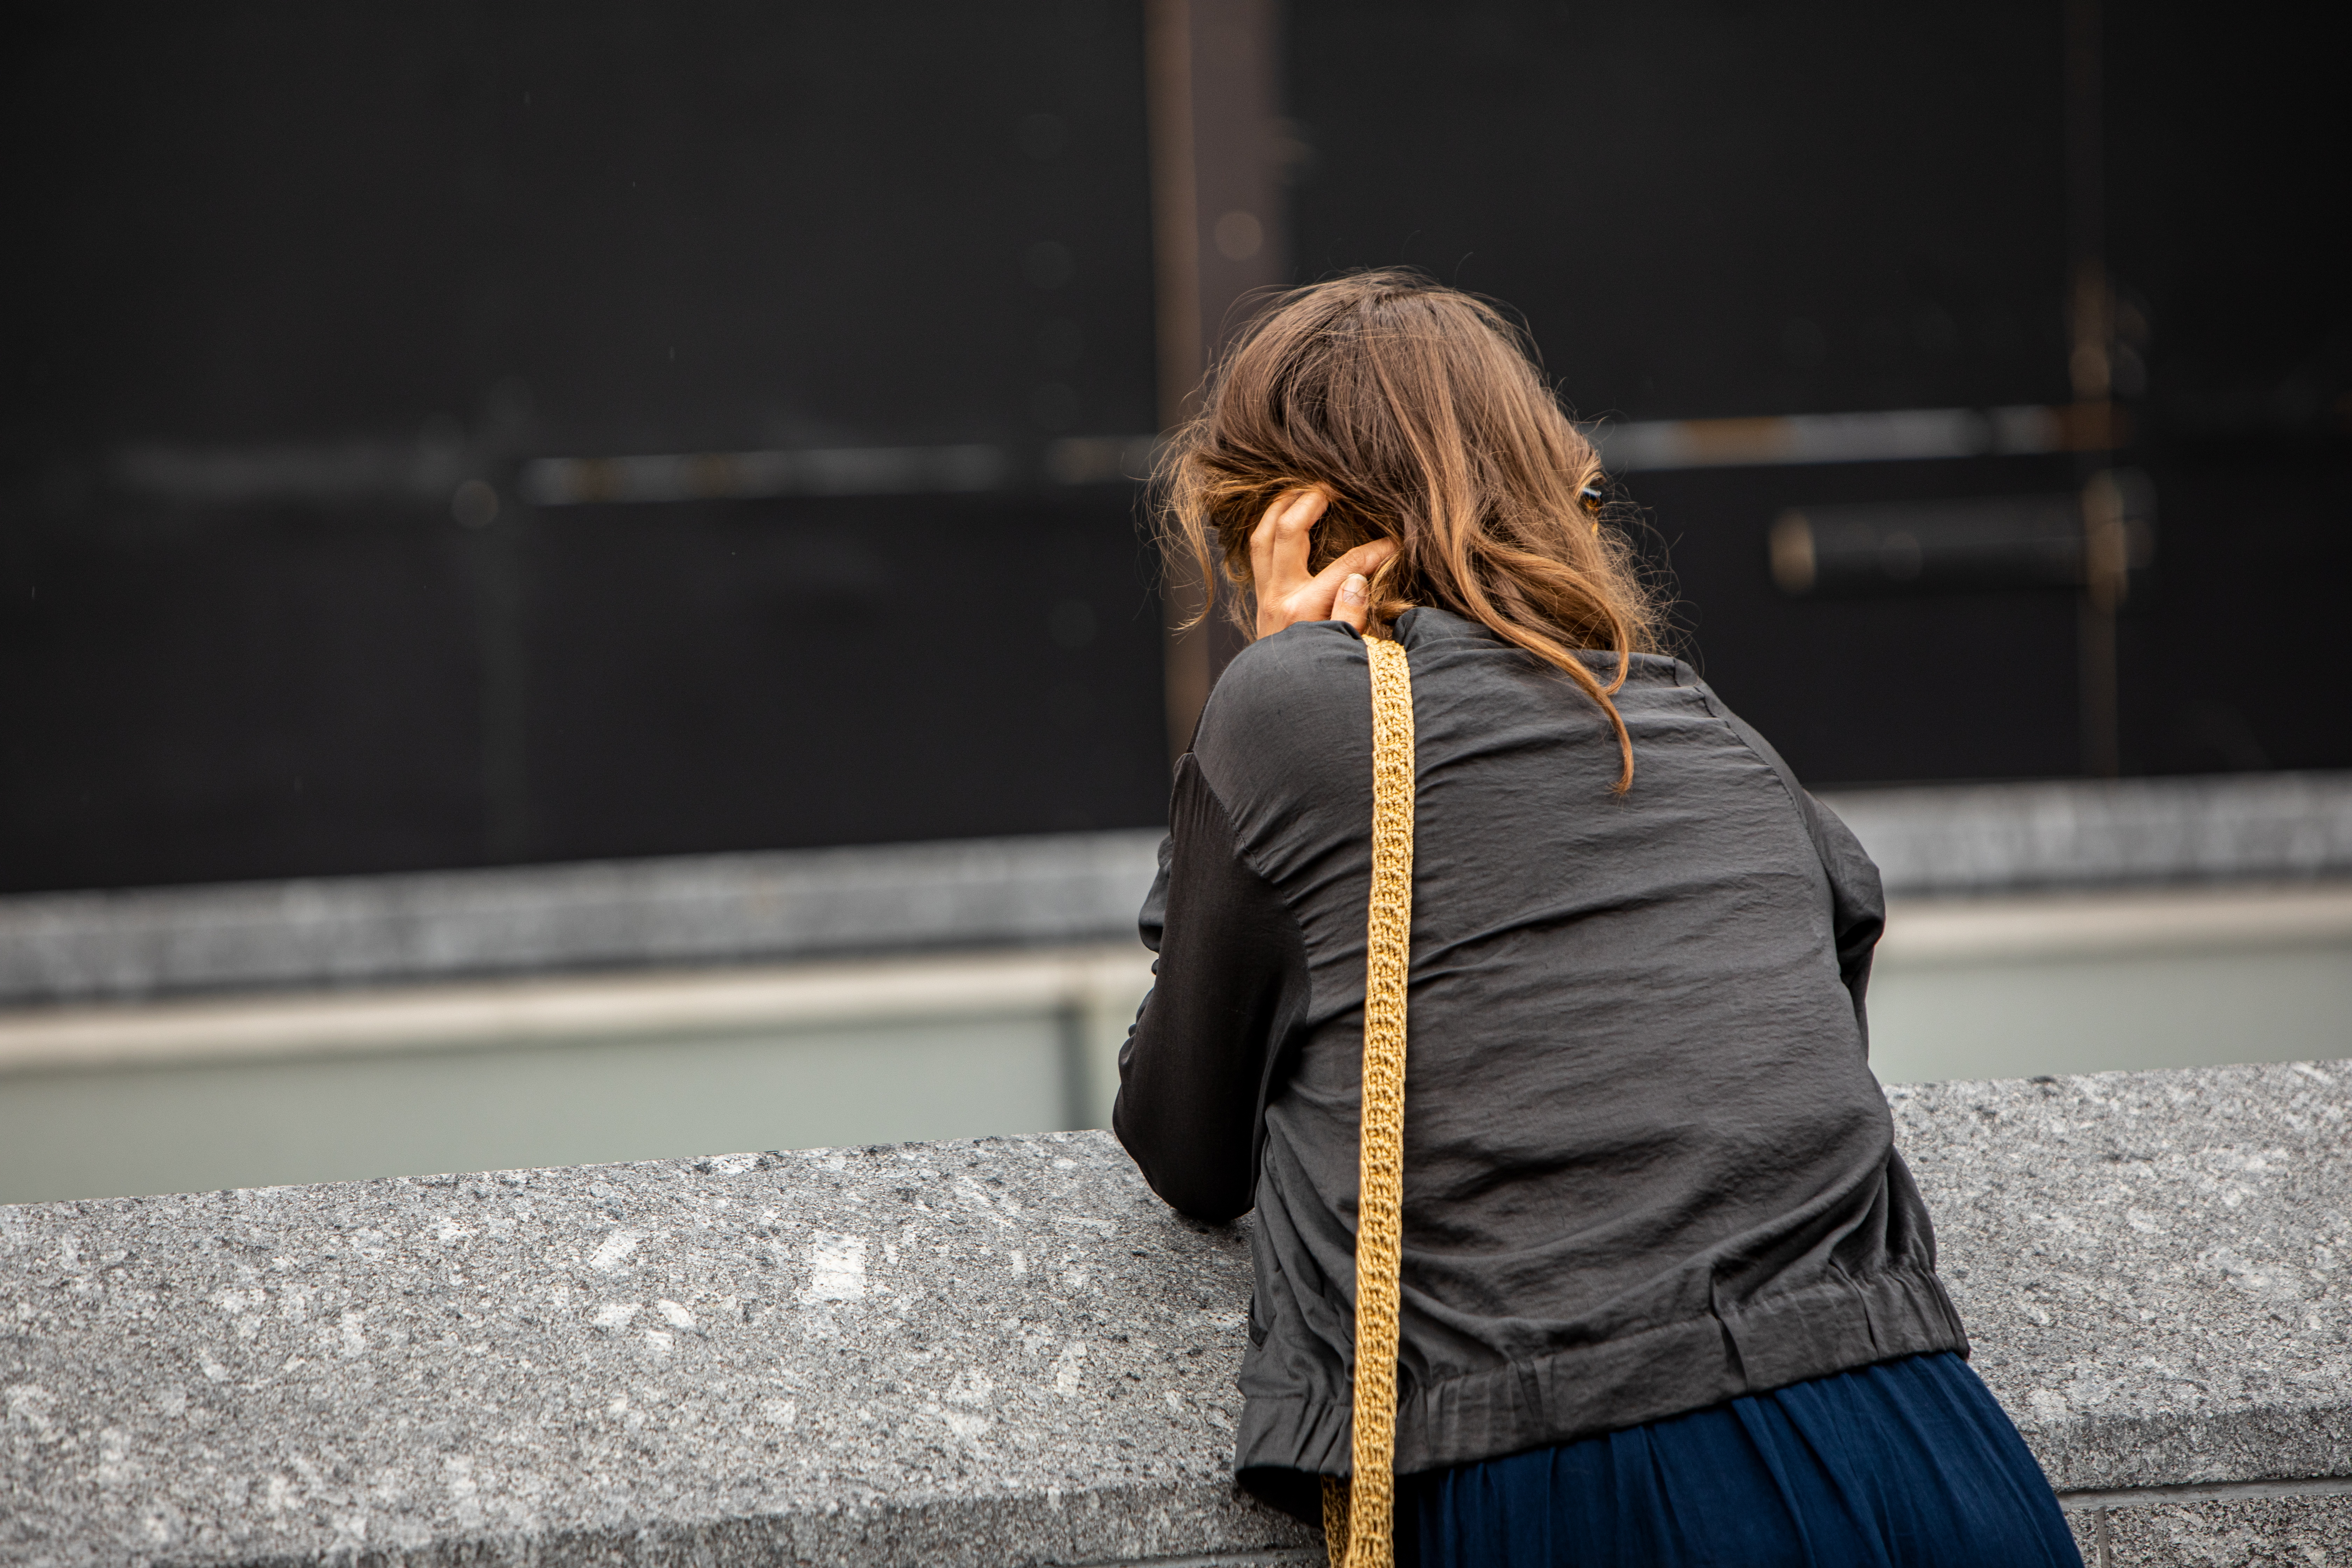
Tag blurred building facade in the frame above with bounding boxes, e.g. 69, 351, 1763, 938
6, 1, 2346, 894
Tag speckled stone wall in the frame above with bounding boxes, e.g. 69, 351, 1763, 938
4, 1060, 2347, 1566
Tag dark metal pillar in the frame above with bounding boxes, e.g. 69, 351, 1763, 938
1147, 0, 1290, 764
2067, 0, 2124, 778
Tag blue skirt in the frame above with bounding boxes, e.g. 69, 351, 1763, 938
1405, 1353, 2080, 1568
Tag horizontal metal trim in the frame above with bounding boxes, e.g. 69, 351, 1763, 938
1590, 403, 2117, 472
518, 406, 2102, 503
102, 404, 2114, 511
2059, 1474, 2352, 1511
518, 443, 1013, 504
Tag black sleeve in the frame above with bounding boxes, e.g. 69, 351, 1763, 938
1112, 754, 1311, 1224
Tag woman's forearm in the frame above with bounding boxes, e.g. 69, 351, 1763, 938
1114, 755, 1309, 1223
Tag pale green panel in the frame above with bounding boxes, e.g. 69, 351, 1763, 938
1079, 977, 1157, 1133
1870, 944, 2352, 1086
0, 1016, 1065, 1206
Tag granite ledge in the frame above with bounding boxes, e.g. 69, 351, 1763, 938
2, 1059, 2348, 1567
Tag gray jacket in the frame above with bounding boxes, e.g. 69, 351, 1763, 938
1114, 605, 1967, 1514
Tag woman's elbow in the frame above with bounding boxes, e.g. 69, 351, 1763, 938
1149, 1170, 1252, 1226
1113, 1101, 1251, 1224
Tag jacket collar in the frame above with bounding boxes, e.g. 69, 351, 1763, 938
1392, 604, 1680, 682
1392, 604, 1484, 647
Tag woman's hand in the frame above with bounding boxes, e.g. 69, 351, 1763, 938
1248, 487, 1398, 639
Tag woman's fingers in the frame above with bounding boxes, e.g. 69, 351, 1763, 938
1293, 539, 1399, 627
1249, 489, 1326, 610
1251, 488, 1328, 638
1249, 491, 1398, 637
1332, 574, 1371, 633
1317, 538, 1398, 591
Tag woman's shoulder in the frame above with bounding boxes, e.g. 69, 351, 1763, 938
1189, 622, 1373, 812
1213, 619, 1369, 700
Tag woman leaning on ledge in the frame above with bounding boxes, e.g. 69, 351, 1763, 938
1114, 270, 2080, 1568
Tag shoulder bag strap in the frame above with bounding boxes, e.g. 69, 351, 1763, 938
1322, 633, 1416, 1568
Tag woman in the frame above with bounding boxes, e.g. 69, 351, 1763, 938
1113, 271, 2079, 1568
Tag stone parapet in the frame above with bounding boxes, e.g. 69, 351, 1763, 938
1826, 769, 2352, 899
0, 832, 1165, 1007
4, 1060, 2348, 1566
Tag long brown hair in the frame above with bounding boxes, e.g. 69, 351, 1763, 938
1157, 268, 1664, 790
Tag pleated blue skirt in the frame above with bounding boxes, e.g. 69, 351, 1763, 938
1406, 1353, 2081, 1568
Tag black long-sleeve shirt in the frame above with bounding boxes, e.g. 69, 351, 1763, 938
1113, 606, 1964, 1514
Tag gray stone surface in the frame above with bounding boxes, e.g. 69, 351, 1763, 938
1823, 769, 2352, 898
3, 1061, 2348, 1566
2069, 1492, 2352, 1567
4, 771, 2346, 1007
1894, 1060, 2352, 1493
1, 1133, 1317, 1568
0, 831, 1164, 1006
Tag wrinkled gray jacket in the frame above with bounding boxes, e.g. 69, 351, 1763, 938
1113, 606, 1967, 1514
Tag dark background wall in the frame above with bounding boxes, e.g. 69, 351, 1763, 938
1287, 0, 2351, 787
3, 3, 1170, 892
3, 2, 2345, 894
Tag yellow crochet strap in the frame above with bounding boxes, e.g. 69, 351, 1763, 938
1327, 634, 1416, 1568
1321, 1475, 1352, 1567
